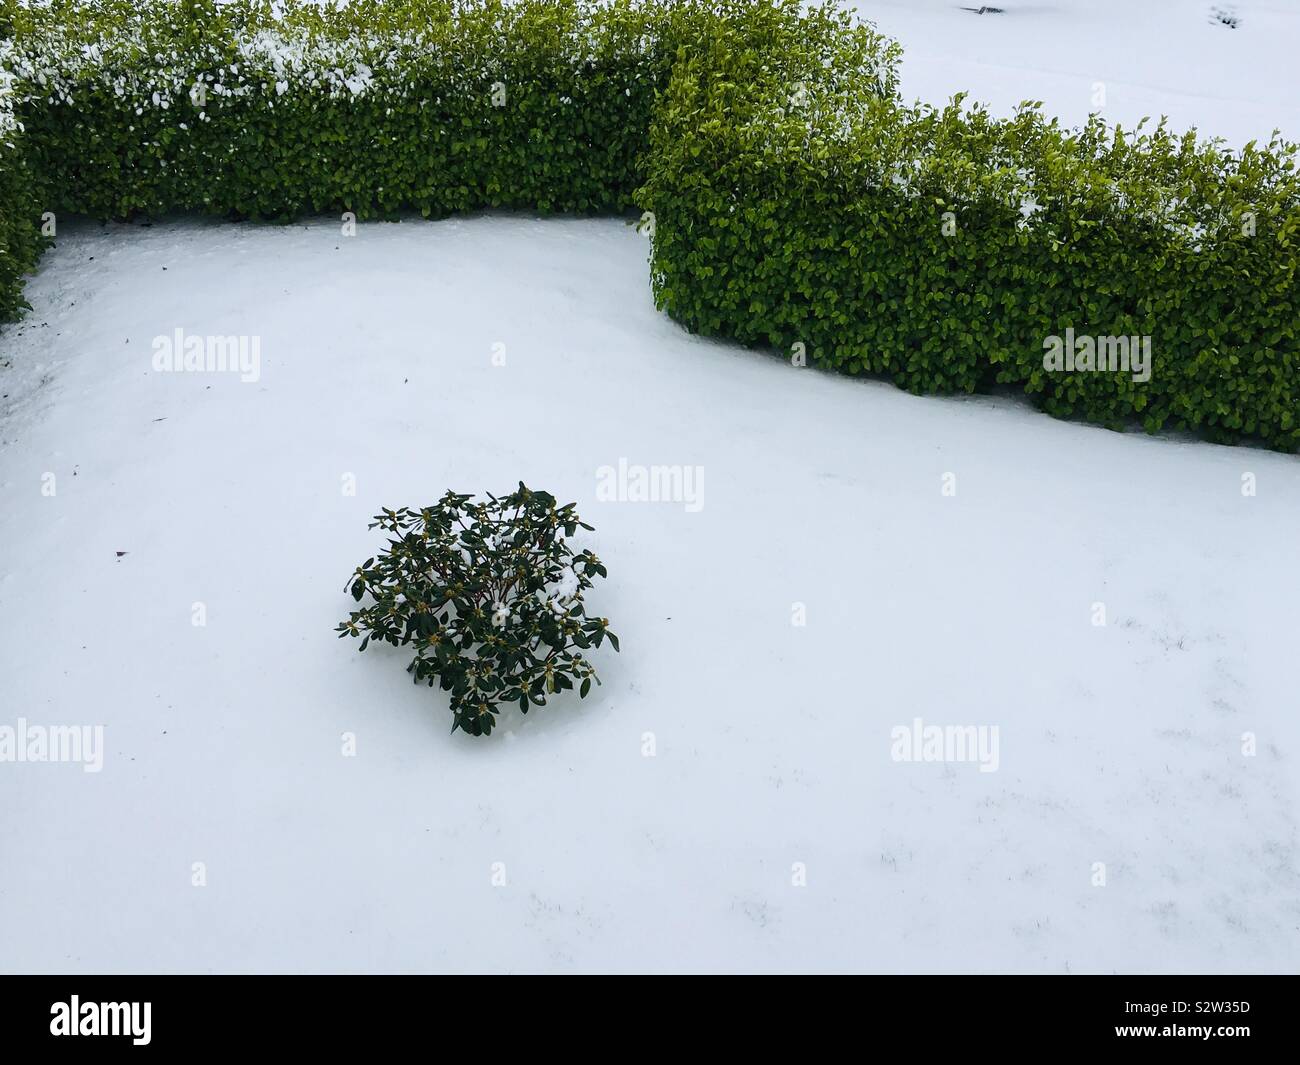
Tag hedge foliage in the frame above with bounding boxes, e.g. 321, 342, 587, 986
639, 21, 1300, 449
1, 0, 1296, 449
0, 0, 46, 322
4, 0, 695, 224
0, 134, 45, 321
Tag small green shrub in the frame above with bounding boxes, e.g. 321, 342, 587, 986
337, 485, 619, 737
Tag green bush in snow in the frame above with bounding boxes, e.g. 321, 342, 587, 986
338, 485, 618, 737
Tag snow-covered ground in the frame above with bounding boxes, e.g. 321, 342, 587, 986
856, 0, 1300, 145
2, 2, 1298, 974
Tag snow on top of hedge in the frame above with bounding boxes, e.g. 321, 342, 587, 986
0, 1, 664, 113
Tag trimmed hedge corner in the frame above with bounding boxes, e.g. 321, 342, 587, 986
1, 0, 1296, 449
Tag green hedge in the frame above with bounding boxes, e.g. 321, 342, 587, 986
1, 0, 1296, 450
0, 0, 47, 321
8, 0, 685, 221
639, 28, 1300, 450
0, 133, 45, 322
0, 0, 893, 300
4, 0, 886, 219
